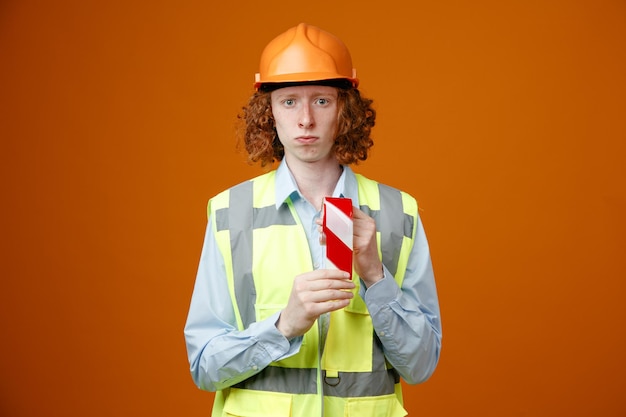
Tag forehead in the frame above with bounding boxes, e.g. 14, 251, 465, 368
270, 84, 338, 98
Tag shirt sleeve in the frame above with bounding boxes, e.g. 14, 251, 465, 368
360, 214, 442, 384
184, 218, 303, 392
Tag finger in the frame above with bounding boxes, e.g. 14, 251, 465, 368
307, 288, 354, 303
324, 298, 352, 313
304, 269, 352, 281
305, 279, 355, 293
300, 297, 351, 320
352, 216, 376, 238
351, 206, 369, 219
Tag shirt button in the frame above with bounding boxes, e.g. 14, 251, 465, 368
379, 331, 385, 337
252, 365, 258, 371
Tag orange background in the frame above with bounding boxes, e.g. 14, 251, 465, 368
1, 1, 625, 416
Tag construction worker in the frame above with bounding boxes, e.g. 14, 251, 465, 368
184, 23, 442, 417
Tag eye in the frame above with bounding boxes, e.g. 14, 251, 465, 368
283, 99, 295, 106
316, 98, 329, 105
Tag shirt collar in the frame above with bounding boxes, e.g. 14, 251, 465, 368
275, 159, 360, 209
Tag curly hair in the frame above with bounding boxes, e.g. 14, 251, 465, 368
237, 87, 376, 167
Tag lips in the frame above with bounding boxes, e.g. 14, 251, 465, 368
296, 136, 318, 144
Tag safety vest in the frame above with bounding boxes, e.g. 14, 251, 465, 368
208, 170, 418, 417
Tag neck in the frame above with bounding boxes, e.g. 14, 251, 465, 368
286, 158, 343, 211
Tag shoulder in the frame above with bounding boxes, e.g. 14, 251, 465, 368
207, 171, 277, 216
354, 173, 417, 207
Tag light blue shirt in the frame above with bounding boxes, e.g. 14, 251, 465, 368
184, 160, 442, 392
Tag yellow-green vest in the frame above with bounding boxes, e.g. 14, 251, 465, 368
208, 171, 418, 417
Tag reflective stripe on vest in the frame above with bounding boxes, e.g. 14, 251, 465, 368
214, 179, 299, 329
234, 367, 400, 397
210, 171, 417, 400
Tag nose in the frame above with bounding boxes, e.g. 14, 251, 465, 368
298, 103, 314, 129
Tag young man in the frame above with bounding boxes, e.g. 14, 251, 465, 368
185, 23, 442, 417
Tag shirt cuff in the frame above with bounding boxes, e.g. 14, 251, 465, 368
252, 311, 303, 362
360, 266, 402, 316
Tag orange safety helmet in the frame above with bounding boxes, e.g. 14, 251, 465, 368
254, 23, 359, 90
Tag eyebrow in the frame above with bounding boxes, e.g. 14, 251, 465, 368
273, 90, 338, 100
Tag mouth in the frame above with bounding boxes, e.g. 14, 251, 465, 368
296, 136, 318, 144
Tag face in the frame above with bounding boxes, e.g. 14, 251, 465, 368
271, 85, 339, 166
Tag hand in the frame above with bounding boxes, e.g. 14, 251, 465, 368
352, 207, 384, 287
316, 207, 384, 288
276, 269, 355, 339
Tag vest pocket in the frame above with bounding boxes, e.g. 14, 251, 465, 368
344, 394, 408, 417
322, 309, 374, 373
255, 304, 286, 322
223, 388, 292, 416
